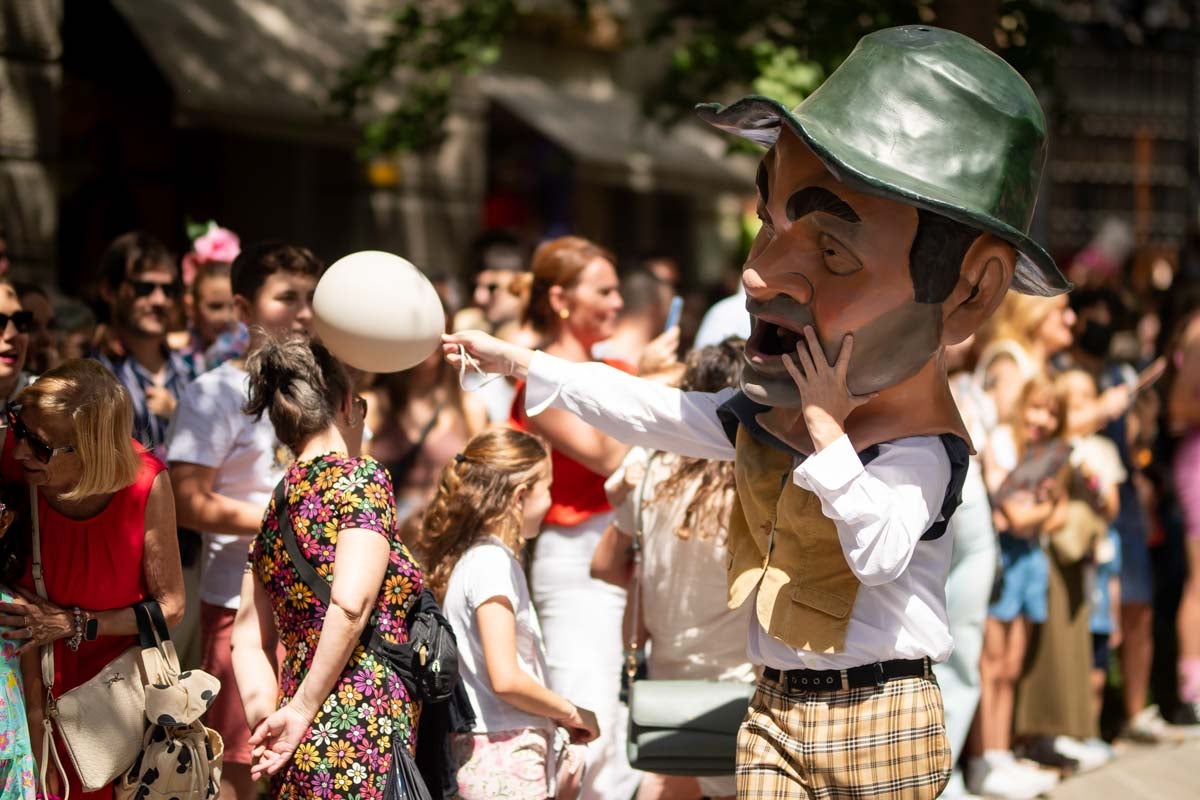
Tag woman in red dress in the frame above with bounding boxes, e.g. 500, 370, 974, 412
507, 236, 639, 800
0, 359, 185, 799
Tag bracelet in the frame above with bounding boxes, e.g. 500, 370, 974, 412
67, 606, 83, 652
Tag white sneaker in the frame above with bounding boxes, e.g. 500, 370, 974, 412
966, 753, 1059, 799
1051, 736, 1112, 772
1122, 704, 1188, 743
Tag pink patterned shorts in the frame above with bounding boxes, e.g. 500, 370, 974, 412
452, 727, 553, 800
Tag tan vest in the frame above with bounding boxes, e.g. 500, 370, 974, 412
726, 426, 862, 653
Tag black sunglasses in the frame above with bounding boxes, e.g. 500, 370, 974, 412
130, 280, 180, 299
0, 310, 34, 334
5, 403, 75, 463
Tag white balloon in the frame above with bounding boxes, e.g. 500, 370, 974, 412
312, 251, 445, 373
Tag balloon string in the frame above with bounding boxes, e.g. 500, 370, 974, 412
458, 345, 504, 391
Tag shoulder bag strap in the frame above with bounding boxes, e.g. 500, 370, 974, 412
30, 485, 70, 800
273, 479, 332, 607
272, 479, 378, 652
29, 485, 53, 692
622, 453, 657, 680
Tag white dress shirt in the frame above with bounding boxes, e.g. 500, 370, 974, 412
525, 351, 955, 670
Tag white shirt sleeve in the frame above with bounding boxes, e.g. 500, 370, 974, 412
165, 375, 238, 468
524, 351, 738, 461
792, 435, 950, 587
462, 545, 523, 611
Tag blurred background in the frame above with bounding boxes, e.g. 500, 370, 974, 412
1, 1, 1196, 316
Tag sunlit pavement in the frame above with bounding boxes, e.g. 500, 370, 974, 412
1046, 738, 1200, 798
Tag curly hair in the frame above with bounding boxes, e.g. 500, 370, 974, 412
649, 338, 743, 542
417, 428, 549, 602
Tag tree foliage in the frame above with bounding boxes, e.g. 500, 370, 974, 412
330, 0, 1066, 158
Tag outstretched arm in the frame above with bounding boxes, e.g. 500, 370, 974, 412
444, 331, 737, 461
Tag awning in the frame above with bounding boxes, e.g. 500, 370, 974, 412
110, 1, 755, 194
480, 73, 753, 194
110, 0, 389, 140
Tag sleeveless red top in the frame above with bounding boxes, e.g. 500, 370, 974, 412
510, 358, 635, 527
13, 444, 165, 695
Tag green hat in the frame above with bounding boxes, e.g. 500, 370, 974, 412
696, 26, 1069, 296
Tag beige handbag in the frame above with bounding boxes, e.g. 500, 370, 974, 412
31, 486, 147, 797
115, 603, 223, 800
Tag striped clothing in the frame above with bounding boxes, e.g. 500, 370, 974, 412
93, 346, 195, 461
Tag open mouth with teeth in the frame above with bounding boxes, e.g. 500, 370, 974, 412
747, 319, 804, 358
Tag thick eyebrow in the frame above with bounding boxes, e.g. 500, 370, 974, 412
786, 186, 861, 224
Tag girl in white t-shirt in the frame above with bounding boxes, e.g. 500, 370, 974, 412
419, 428, 599, 800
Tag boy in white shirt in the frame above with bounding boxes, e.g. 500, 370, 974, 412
166, 241, 323, 800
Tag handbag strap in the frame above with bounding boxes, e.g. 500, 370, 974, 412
29, 485, 55, 694
30, 485, 70, 800
623, 452, 658, 679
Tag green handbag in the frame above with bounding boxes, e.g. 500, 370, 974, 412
622, 453, 755, 777
626, 679, 754, 776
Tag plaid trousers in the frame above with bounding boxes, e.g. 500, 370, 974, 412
736, 671, 951, 799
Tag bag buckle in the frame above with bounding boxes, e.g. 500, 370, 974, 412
872, 662, 887, 687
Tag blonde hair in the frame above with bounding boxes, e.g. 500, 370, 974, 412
417, 428, 549, 602
16, 359, 140, 500
1011, 373, 1064, 457
985, 293, 1065, 354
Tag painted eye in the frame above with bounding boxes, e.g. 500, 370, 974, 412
819, 234, 862, 276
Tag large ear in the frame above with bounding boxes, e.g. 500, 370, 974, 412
942, 234, 1016, 346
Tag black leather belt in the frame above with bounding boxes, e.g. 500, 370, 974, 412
763, 657, 931, 693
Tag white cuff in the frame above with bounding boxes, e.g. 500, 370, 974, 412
793, 434, 863, 493
524, 351, 567, 417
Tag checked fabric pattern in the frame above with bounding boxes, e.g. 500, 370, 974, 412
736, 673, 951, 799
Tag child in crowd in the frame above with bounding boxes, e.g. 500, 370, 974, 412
1057, 369, 1125, 760
972, 376, 1065, 798
165, 241, 322, 800
418, 428, 598, 800
0, 484, 34, 798
179, 260, 242, 373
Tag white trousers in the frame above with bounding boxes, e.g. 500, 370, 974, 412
531, 512, 640, 800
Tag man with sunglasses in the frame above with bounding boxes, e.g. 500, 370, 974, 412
92, 231, 196, 460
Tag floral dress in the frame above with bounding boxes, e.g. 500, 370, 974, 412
251, 453, 423, 799
0, 587, 35, 800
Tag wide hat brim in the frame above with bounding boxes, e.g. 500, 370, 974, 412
696, 95, 1071, 297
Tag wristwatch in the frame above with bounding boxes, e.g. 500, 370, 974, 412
83, 613, 99, 642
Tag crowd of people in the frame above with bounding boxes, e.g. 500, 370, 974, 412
0, 217, 1196, 800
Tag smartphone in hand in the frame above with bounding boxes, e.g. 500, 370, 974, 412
664, 296, 683, 332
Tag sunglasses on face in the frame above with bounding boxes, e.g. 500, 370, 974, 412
0, 311, 34, 335
5, 403, 75, 463
129, 280, 180, 300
